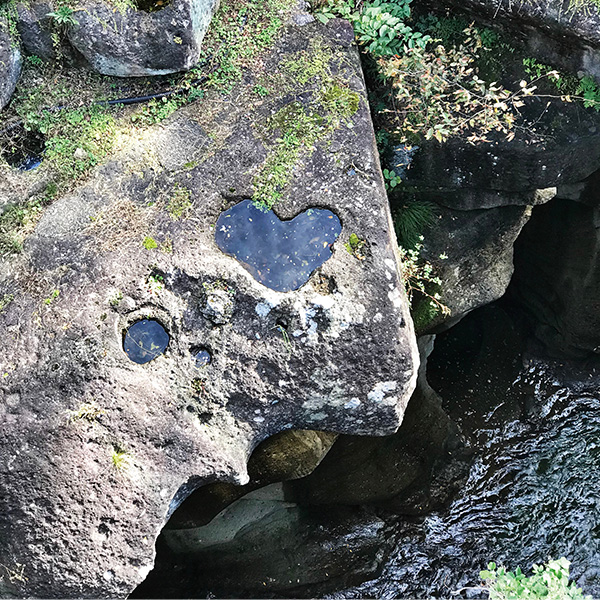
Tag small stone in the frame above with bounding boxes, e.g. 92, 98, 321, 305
74, 148, 88, 161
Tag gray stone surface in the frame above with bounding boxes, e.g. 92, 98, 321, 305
67, 0, 219, 76
0, 20, 418, 598
0, 26, 22, 110
284, 335, 461, 511
418, 203, 533, 333
16, 1, 55, 61
404, 100, 600, 193
433, 0, 600, 82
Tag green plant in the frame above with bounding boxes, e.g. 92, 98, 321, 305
46, 6, 79, 27
146, 272, 165, 293
68, 402, 105, 423
253, 84, 270, 97
26, 55, 44, 67
316, 0, 429, 55
43, 289, 60, 305
109, 290, 123, 307
143, 236, 158, 250
167, 185, 192, 220
344, 232, 367, 259
383, 168, 402, 190
0, 294, 14, 314
481, 558, 591, 600
399, 239, 449, 327
393, 199, 436, 249
379, 26, 538, 143
111, 446, 132, 472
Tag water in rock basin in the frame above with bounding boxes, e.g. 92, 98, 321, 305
123, 319, 169, 364
215, 200, 342, 292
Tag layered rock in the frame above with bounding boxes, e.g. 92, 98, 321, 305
67, 0, 219, 76
0, 17, 418, 598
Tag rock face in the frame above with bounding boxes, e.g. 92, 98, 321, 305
511, 196, 600, 358
66, 0, 219, 76
0, 27, 22, 110
417, 203, 533, 333
16, 1, 56, 61
165, 429, 338, 529
283, 336, 462, 512
0, 17, 418, 598
433, 0, 600, 81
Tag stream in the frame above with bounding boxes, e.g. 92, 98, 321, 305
331, 306, 600, 598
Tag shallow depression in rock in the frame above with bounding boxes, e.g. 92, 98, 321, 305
123, 319, 169, 364
215, 200, 342, 292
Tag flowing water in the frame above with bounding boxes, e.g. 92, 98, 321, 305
331, 309, 600, 598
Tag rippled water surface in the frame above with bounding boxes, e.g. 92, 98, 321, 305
333, 359, 600, 599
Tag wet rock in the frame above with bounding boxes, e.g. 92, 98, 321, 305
0, 18, 418, 597
511, 197, 600, 357
165, 429, 338, 530
16, 1, 56, 61
0, 26, 22, 110
67, 0, 219, 76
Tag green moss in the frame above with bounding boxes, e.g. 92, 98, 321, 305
252, 41, 360, 208
167, 185, 192, 220
253, 103, 326, 208
0, 294, 14, 314
143, 236, 158, 250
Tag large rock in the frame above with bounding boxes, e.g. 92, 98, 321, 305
432, 0, 600, 82
511, 197, 600, 357
67, 0, 219, 76
0, 18, 418, 598
283, 336, 462, 513
416, 203, 533, 333
16, 1, 56, 61
403, 100, 600, 193
0, 26, 22, 110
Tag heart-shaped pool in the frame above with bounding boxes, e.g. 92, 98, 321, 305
215, 200, 342, 292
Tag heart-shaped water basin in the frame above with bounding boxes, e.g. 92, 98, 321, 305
215, 200, 342, 292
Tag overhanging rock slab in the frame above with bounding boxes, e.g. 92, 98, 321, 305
0, 17, 418, 597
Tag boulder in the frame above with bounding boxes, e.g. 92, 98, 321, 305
432, 0, 600, 82
0, 26, 22, 110
16, 1, 56, 61
0, 18, 418, 598
416, 203, 533, 333
511, 197, 600, 357
403, 100, 600, 193
283, 336, 462, 513
67, 0, 219, 76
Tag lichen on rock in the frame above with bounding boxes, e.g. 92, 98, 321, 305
0, 10, 418, 598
